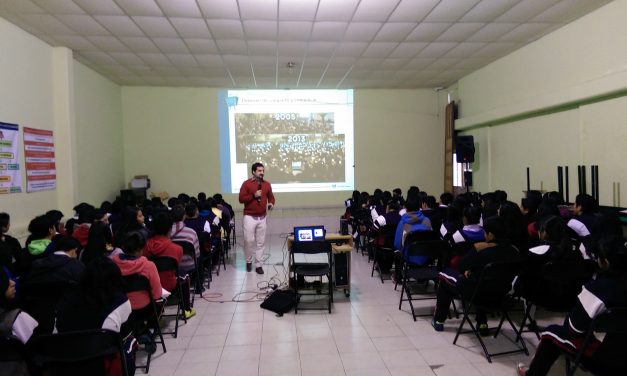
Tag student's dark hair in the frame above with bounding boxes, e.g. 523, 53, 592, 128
197, 192, 207, 202
382, 190, 391, 204
575, 194, 598, 214
597, 236, 627, 275
77, 204, 96, 224
392, 188, 402, 196
526, 190, 543, 203
538, 215, 572, 259
207, 197, 218, 208
545, 191, 565, 206
358, 192, 370, 207
185, 203, 198, 218
54, 236, 81, 253
81, 257, 124, 308
171, 204, 186, 222
481, 192, 499, 218
499, 201, 525, 243
483, 216, 507, 240
251, 162, 264, 173
521, 197, 540, 216
424, 196, 437, 209
123, 231, 146, 254
28, 215, 54, 239
167, 197, 181, 209
0, 212, 10, 229
213, 193, 224, 203
405, 196, 421, 212
406, 186, 420, 200
536, 199, 560, 219
440, 192, 454, 206
152, 212, 173, 236
463, 206, 482, 225
387, 201, 400, 212
494, 190, 508, 204
177, 193, 190, 203
82, 222, 114, 266
45, 209, 64, 224
150, 197, 164, 208
100, 201, 112, 213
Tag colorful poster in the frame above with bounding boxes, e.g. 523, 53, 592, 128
23, 127, 56, 192
0, 122, 22, 194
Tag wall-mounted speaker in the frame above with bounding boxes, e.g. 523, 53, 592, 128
455, 135, 475, 163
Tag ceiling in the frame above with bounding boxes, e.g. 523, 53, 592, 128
0, 0, 612, 89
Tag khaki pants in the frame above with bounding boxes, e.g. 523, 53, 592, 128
243, 214, 267, 267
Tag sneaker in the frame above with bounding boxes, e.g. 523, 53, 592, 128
431, 318, 444, 332
516, 363, 528, 376
246, 263, 252, 272
478, 323, 490, 337
255, 267, 264, 275
184, 308, 196, 319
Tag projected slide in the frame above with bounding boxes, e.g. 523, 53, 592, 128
219, 90, 354, 193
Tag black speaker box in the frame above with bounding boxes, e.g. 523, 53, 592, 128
464, 171, 473, 187
455, 135, 475, 163
333, 253, 349, 287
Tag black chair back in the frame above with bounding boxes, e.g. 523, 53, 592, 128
291, 240, 332, 255
122, 273, 151, 294
20, 281, 78, 335
173, 240, 195, 258
28, 329, 128, 376
150, 256, 179, 275
469, 260, 522, 306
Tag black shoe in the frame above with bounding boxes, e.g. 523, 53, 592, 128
255, 267, 264, 274
246, 263, 252, 272
478, 323, 490, 337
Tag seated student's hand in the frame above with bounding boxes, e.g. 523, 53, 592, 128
474, 242, 495, 251
464, 270, 472, 278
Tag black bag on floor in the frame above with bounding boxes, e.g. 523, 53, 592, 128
260, 289, 299, 316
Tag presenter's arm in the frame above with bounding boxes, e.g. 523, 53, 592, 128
268, 184, 276, 209
239, 181, 254, 204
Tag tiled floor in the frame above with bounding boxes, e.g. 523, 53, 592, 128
142, 235, 575, 376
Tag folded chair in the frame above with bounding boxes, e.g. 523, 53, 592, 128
371, 224, 397, 283
452, 260, 529, 363
565, 306, 627, 376
122, 274, 166, 373
291, 240, 333, 314
398, 231, 447, 321
150, 256, 188, 338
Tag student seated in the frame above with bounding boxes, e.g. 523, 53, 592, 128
518, 216, 586, 311
432, 216, 519, 335
170, 205, 200, 276
517, 238, 627, 375
20, 236, 84, 334
0, 267, 38, 375
144, 212, 195, 319
81, 221, 123, 266
567, 193, 599, 239
447, 206, 485, 270
394, 196, 432, 266
0, 213, 22, 275
19, 215, 57, 275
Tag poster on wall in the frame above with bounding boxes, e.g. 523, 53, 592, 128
23, 127, 56, 192
0, 122, 22, 194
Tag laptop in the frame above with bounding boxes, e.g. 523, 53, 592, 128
293, 225, 326, 242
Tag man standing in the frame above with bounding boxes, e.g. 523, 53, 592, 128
239, 162, 275, 274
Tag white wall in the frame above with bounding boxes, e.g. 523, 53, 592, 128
0, 18, 57, 234
121, 87, 444, 211
73, 61, 124, 204
455, 1, 627, 206
0, 17, 125, 237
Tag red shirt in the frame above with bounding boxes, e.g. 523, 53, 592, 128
239, 178, 276, 217
143, 235, 182, 292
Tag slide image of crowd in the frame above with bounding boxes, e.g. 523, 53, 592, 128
233, 112, 346, 183
235, 112, 334, 136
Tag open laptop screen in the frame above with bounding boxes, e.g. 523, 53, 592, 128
294, 226, 325, 242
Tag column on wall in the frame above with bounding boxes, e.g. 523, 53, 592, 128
443, 101, 456, 193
